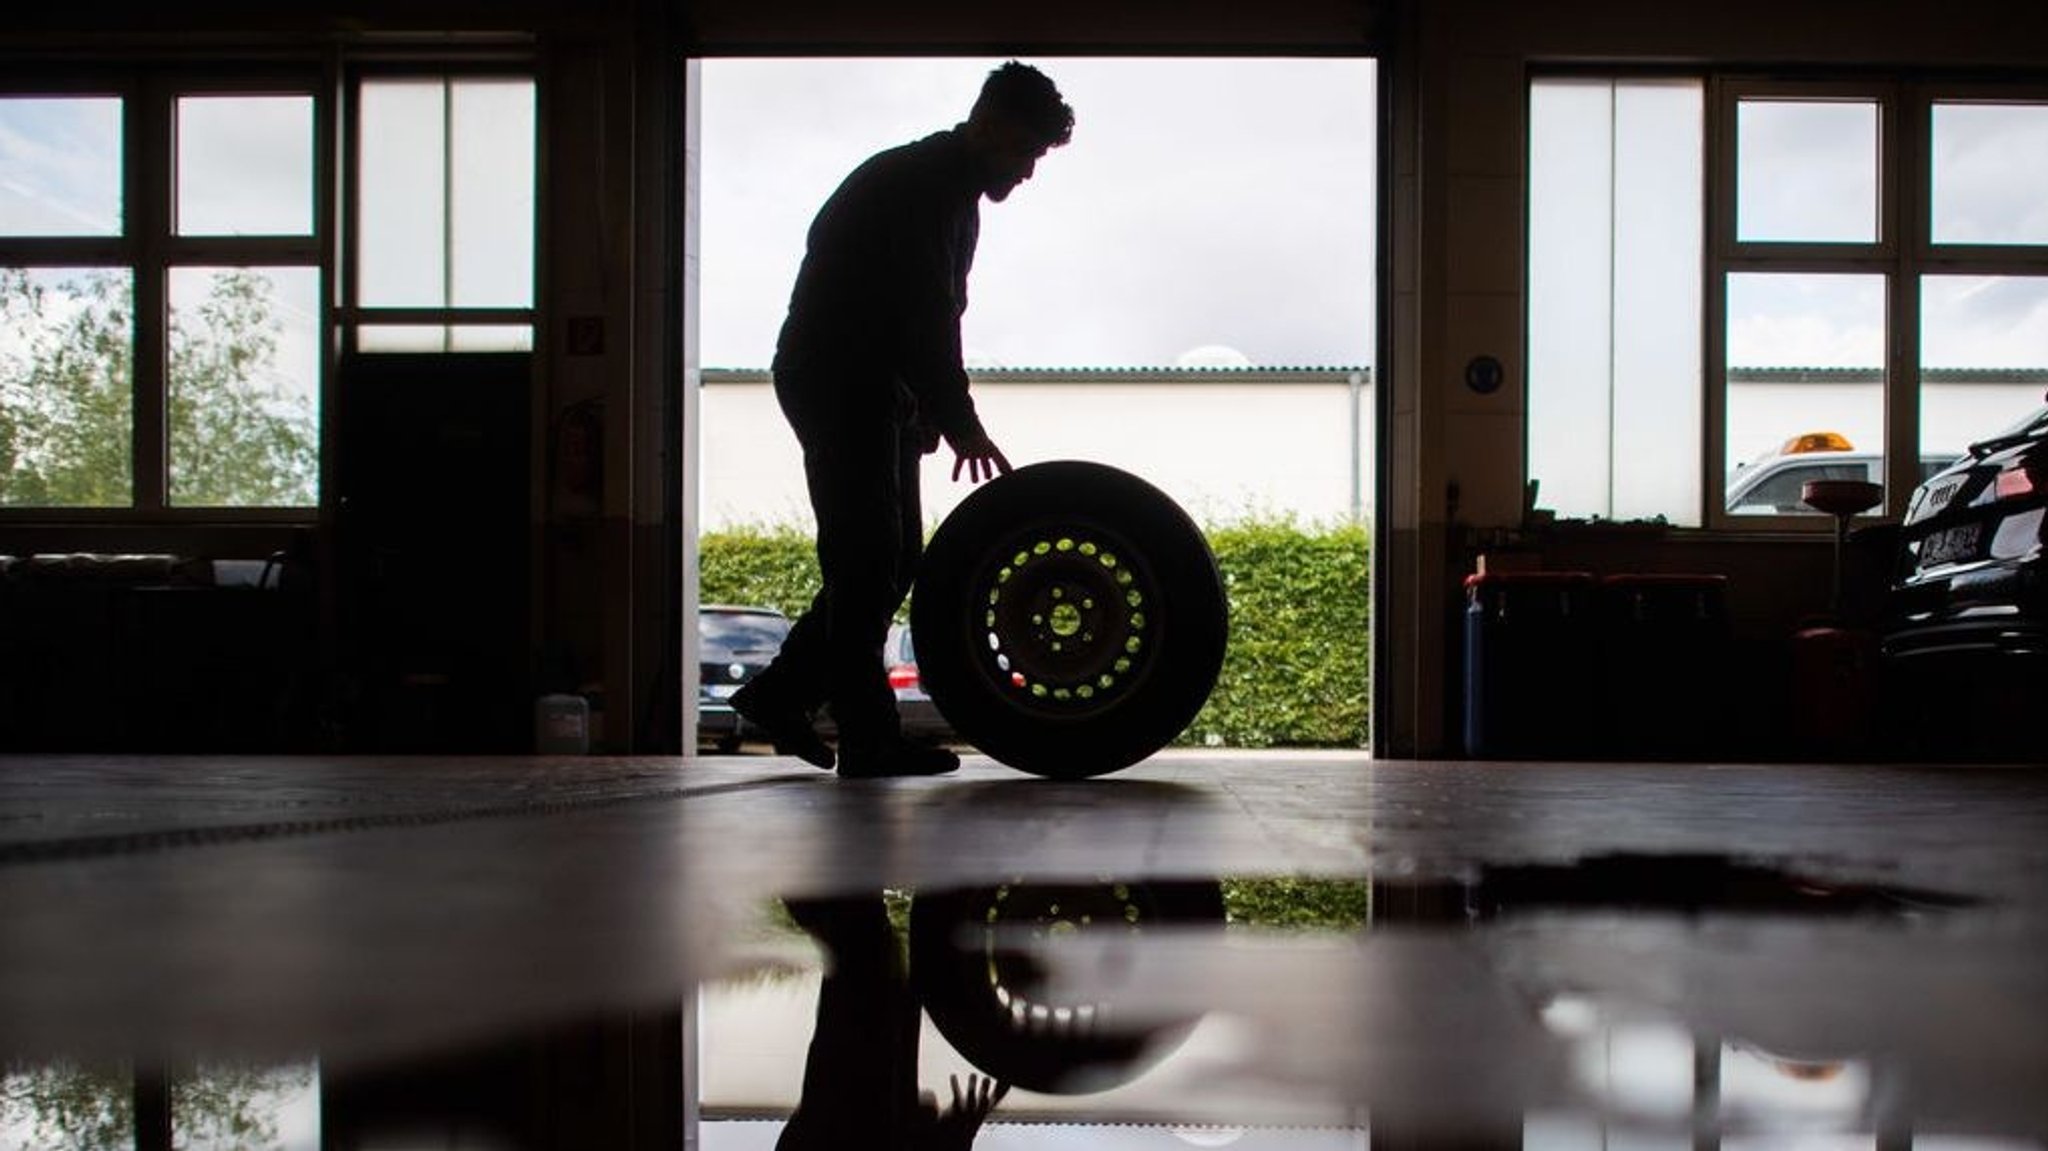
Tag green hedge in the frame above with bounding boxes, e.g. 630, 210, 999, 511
698, 524, 820, 619
697, 515, 1370, 748
1185, 517, 1370, 748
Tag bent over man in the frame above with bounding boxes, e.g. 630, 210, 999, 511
733, 62, 1074, 778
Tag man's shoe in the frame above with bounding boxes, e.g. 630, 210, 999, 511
730, 682, 834, 769
838, 742, 960, 779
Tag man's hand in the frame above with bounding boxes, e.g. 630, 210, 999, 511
915, 1074, 1009, 1151
947, 429, 1012, 484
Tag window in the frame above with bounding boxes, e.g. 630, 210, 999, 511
1712, 83, 1901, 523
347, 74, 536, 352
0, 96, 122, 236
1527, 78, 1703, 525
0, 67, 538, 519
1530, 76, 2048, 527
0, 81, 323, 513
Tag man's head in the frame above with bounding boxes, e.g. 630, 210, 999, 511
963, 61, 1073, 202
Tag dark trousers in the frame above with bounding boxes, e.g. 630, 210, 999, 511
775, 895, 922, 1150
754, 399, 924, 754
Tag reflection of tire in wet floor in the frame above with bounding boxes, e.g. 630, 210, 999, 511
912, 461, 1228, 778
909, 879, 1226, 1094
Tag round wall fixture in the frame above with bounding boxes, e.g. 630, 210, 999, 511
911, 460, 1228, 778
1465, 353, 1505, 395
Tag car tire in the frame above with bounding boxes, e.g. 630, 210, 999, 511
911, 461, 1228, 779
908, 878, 1224, 1094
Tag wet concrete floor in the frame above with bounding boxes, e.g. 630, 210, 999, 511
2, 752, 2046, 1148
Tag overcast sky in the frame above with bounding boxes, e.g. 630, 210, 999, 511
9, 71, 2038, 377
697, 57, 1380, 371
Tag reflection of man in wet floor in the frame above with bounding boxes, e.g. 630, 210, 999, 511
778, 896, 1009, 1151
732, 62, 1075, 779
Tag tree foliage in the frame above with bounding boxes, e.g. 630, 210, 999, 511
0, 267, 317, 509
167, 270, 319, 507
697, 521, 821, 619
0, 1060, 312, 1151
0, 268, 133, 506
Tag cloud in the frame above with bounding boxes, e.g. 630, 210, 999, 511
0, 97, 122, 235
1922, 275, 2048, 368
1932, 103, 2048, 244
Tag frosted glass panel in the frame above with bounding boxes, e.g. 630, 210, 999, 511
357, 324, 533, 352
450, 80, 535, 308
356, 77, 533, 311
358, 80, 448, 307
1528, 78, 1704, 525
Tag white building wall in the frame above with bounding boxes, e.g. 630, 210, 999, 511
697, 374, 1376, 531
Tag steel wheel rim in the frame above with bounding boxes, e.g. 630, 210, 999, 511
970, 519, 1162, 720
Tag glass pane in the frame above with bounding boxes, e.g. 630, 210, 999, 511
356, 324, 533, 352
450, 79, 535, 308
356, 324, 446, 352
1921, 275, 2048, 465
356, 77, 534, 312
0, 1061, 136, 1148
1725, 273, 1887, 515
0, 267, 133, 507
451, 324, 533, 351
358, 79, 448, 307
1529, 78, 1704, 525
1736, 100, 1880, 244
176, 95, 314, 236
173, 1061, 320, 1151
167, 266, 320, 507
0, 96, 122, 236
1931, 102, 2048, 245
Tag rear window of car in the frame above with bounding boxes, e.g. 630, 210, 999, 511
701, 612, 789, 651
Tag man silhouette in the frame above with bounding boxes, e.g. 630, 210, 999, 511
733, 62, 1074, 778
775, 894, 1009, 1151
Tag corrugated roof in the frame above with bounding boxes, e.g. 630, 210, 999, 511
703, 365, 2048, 383
701, 366, 1372, 383
1729, 366, 2048, 382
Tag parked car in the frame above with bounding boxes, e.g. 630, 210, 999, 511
697, 605, 792, 753
886, 622, 955, 744
1726, 431, 1956, 515
1881, 402, 2048, 757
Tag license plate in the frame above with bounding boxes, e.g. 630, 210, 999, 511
706, 684, 741, 700
1919, 522, 1982, 568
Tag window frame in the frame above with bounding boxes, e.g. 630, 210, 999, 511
0, 65, 332, 525
1712, 77, 2048, 528
338, 62, 540, 354
1706, 77, 1908, 531
1528, 70, 2048, 532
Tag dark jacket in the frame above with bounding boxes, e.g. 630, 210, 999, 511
772, 128, 987, 443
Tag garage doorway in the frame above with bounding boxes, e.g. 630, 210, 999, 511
683, 56, 1378, 756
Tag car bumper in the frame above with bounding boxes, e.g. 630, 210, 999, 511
699, 698, 741, 740
1883, 611, 2048, 661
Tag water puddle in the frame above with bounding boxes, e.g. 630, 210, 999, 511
5, 855, 2025, 1151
